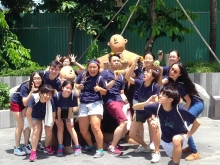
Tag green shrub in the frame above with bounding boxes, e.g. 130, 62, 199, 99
185, 62, 220, 73
0, 83, 10, 110
85, 39, 108, 63
0, 66, 47, 76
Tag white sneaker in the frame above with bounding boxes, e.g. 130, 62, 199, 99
133, 145, 151, 152
14, 147, 26, 156
151, 152, 161, 163
150, 142, 155, 151
23, 144, 32, 154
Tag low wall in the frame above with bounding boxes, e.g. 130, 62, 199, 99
0, 73, 219, 128
0, 110, 16, 129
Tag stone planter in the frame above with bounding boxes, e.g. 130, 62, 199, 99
0, 110, 16, 129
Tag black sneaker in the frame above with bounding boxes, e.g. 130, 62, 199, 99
81, 146, 95, 153
37, 142, 44, 152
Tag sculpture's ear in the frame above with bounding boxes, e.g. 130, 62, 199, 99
124, 39, 128, 43
107, 42, 110, 46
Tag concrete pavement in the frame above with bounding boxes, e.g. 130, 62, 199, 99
0, 117, 220, 165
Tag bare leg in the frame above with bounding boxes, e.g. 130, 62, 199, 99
44, 125, 53, 147
12, 112, 24, 147
66, 121, 79, 146
111, 121, 128, 147
55, 120, 64, 145
172, 135, 183, 164
90, 115, 103, 150
129, 121, 147, 147
79, 117, 93, 146
31, 120, 42, 151
23, 128, 31, 145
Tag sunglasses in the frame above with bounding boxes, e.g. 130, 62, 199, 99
170, 67, 178, 74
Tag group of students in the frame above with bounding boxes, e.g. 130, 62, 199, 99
10, 51, 203, 165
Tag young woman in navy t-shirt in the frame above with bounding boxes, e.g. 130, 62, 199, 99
75, 59, 107, 158
158, 62, 203, 161
26, 84, 56, 161
10, 71, 44, 156
125, 56, 160, 153
53, 80, 81, 156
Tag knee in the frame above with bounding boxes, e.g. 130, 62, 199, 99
91, 125, 101, 133
80, 127, 88, 135
172, 135, 182, 147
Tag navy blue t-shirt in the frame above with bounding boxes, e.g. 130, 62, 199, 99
53, 91, 78, 110
134, 79, 159, 102
162, 66, 170, 77
39, 70, 61, 91
28, 96, 56, 119
165, 81, 203, 104
75, 72, 106, 104
100, 70, 125, 104
11, 83, 30, 105
144, 103, 196, 143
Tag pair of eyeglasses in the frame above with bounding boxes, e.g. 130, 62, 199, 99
170, 68, 178, 74
33, 78, 42, 81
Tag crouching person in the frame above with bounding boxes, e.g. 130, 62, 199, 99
53, 80, 81, 156
26, 84, 56, 161
133, 85, 201, 165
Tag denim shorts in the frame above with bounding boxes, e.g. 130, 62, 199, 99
32, 117, 44, 121
78, 101, 103, 117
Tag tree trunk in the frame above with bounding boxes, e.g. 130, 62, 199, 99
210, 0, 217, 62
144, 0, 157, 55
68, 21, 76, 55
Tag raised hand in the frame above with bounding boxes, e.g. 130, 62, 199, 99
56, 54, 62, 62
69, 54, 77, 63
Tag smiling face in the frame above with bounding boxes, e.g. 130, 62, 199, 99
40, 92, 53, 102
62, 58, 71, 66
144, 54, 154, 67
33, 73, 43, 88
88, 63, 99, 76
62, 83, 73, 97
49, 66, 60, 79
169, 64, 181, 81
169, 51, 180, 65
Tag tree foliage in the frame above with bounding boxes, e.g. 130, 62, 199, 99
0, 10, 38, 70
35, 0, 121, 40
117, 0, 199, 53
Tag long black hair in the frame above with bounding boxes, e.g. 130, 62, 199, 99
28, 71, 44, 93
168, 62, 198, 96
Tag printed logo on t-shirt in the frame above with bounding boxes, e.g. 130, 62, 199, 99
164, 117, 174, 128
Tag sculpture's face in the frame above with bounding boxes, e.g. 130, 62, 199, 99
108, 34, 127, 52
59, 66, 76, 82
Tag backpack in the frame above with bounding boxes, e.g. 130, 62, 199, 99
194, 83, 210, 102
9, 80, 29, 98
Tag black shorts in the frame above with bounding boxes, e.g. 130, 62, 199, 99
55, 110, 69, 119
133, 110, 152, 123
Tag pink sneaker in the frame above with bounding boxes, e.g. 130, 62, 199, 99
29, 150, 37, 161
107, 146, 123, 155
43, 146, 55, 155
